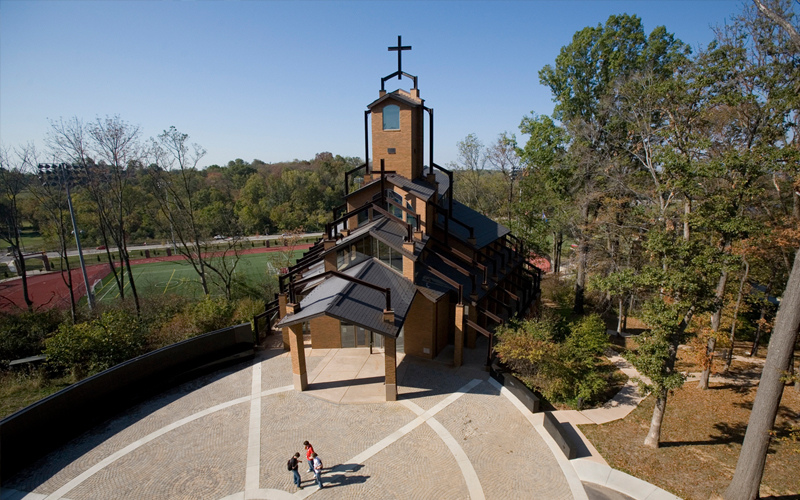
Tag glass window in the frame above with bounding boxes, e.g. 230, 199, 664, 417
406, 201, 417, 229
337, 249, 346, 270
357, 326, 367, 346
386, 189, 404, 219
396, 326, 404, 352
383, 105, 400, 130
378, 240, 391, 266
341, 323, 355, 348
391, 249, 403, 273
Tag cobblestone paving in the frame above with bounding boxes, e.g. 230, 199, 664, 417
436, 385, 573, 500
5, 346, 575, 500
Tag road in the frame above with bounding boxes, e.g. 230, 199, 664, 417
1, 233, 323, 267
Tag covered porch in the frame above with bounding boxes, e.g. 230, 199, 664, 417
295, 346, 407, 404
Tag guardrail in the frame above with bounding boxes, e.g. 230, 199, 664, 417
0, 322, 254, 480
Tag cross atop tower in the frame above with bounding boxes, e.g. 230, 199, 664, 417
381, 36, 417, 91
388, 35, 411, 80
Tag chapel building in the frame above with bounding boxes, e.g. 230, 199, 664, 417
276, 38, 541, 401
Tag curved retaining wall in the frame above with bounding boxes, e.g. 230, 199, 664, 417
0, 323, 254, 480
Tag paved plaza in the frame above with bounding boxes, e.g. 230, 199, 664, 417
2, 337, 677, 500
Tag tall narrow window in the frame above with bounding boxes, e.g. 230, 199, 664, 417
386, 189, 404, 219
406, 200, 417, 229
383, 105, 400, 130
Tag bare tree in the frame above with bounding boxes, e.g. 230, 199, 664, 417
486, 132, 521, 223
0, 145, 35, 311
87, 116, 143, 315
47, 118, 127, 307
29, 166, 79, 322
149, 126, 212, 295
450, 134, 490, 215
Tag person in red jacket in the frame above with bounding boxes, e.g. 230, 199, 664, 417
303, 441, 315, 473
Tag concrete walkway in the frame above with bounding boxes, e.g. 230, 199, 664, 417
2, 337, 678, 500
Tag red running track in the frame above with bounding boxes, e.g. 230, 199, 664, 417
0, 244, 313, 313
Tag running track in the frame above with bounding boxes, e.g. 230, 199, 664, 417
0, 244, 312, 312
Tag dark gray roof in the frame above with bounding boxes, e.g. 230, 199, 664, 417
385, 174, 436, 201
449, 200, 510, 250
338, 218, 379, 246
334, 216, 426, 260
370, 218, 427, 259
433, 169, 451, 198
276, 259, 417, 338
416, 282, 449, 302
416, 250, 480, 302
367, 90, 423, 109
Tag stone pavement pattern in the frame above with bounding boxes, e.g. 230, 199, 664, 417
3, 345, 578, 500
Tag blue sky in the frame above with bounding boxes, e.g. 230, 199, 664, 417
1, 0, 745, 169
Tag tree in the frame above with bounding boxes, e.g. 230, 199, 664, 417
0, 145, 35, 311
539, 14, 690, 314
451, 134, 493, 216
517, 114, 571, 273
149, 126, 212, 295
149, 127, 245, 299
87, 116, 144, 315
723, 245, 800, 499
29, 167, 80, 322
47, 117, 132, 310
485, 133, 521, 223
628, 232, 718, 447
235, 173, 272, 235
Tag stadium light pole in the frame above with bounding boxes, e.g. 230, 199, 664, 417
37, 163, 95, 311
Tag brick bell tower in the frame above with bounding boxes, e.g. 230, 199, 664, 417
367, 36, 426, 181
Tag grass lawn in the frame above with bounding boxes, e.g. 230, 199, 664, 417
91, 250, 301, 303
16, 227, 47, 253
580, 345, 800, 499
0, 371, 73, 419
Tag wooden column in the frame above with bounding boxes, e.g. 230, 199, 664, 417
278, 293, 290, 350
384, 336, 397, 401
289, 322, 308, 391
454, 303, 465, 367
466, 304, 477, 349
323, 240, 337, 272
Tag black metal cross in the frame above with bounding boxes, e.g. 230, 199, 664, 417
388, 35, 411, 80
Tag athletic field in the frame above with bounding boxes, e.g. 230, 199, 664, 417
92, 250, 304, 303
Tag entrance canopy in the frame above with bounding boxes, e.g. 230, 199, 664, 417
277, 259, 416, 338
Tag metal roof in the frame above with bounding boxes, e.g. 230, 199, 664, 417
449, 200, 510, 250
335, 217, 426, 260
433, 169, 451, 197
276, 259, 417, 338
367, 90, 423, 109
385, 174, 436, 201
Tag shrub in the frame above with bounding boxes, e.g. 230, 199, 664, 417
561, 314, 611, 403
233, 297, 265, 327
495, 313, 611, 408
44, 310, 145, 379
0, 310, 65, 363
190, 296, 235, 334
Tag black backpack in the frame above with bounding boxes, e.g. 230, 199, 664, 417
287, 458, 294, 471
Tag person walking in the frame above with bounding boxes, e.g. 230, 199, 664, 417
288, 452, 302, 490
312, 452, 324, 489
303, 441, 315, 473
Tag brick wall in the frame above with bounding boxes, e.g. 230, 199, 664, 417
403, 294, 435, 359
345, 186, 379, 230
435, 293, 451, 355
371, 99, 423, 181
310, 316, 341, 349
